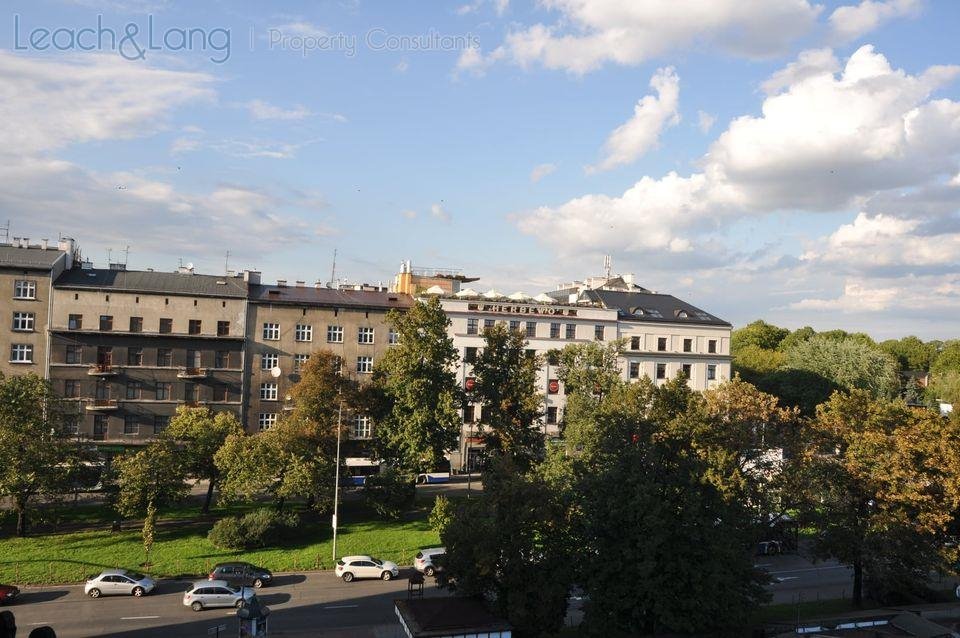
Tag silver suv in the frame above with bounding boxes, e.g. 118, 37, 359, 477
182, 580, 255, 612
414, 548, 446, 577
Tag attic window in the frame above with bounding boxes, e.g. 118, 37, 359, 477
675, 310, 689, 318
631, 307, 645, 316
268, 290, 281, 296
216, 280, 227, 285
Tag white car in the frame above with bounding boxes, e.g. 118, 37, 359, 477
414, 548, 446, 577
85, 570, 156, 598
335, 555, 400, 582
183, 580, 255, 612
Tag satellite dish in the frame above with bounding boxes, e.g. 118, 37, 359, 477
270, 366, 282, 378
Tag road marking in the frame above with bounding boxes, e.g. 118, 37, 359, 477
120, 616, 160, 620
324, 604, 359, 610
753, 563, 772, 568
28, 622, 52, 626
775, 576, 800, 582
768, 565, 850, 575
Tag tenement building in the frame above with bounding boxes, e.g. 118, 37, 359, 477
244, 276, 412, 448
48, 265, 248, 448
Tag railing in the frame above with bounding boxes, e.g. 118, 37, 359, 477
86, 399, 118, 410
87, 364, 117, 375
177, 367, 208, 378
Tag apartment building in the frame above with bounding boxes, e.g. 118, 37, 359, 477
0, 238, 75, 378
48, 266, 248, 448
245, 278, 412, 444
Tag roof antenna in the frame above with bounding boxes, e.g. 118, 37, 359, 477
224, 250, 231, 275
0, 220, 9, 244
107, 248, 113, 264
603, 254, 612, 279
123, 245, 130, 266
328, 248, 337, 289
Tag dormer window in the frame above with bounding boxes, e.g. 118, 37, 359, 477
675, 309, 689, 319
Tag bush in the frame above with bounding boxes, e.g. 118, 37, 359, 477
363, 469, 416, 520
429, 495, 453, 537
207, 508, 300, 550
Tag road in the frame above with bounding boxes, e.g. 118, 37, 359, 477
6, 570, 444, 637
758, 552, 855, 604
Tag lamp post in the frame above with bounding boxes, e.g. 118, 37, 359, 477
331, 394, 343, 563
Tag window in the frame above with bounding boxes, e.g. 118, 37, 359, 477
14, 280, 36, 300
123, 415, 139, 435
388, 329, 399, 345
565, 323, 576, 340
260, 383, 278, 400
327, 325, 344, 343
357, 356, 373, 374
466, 318, 479, 335
683, 338, 692, 353
629, 362, 640, 379
525, 321, 536, 338
295, 324, 313, 342
681, 364, 692, 378
64, 416, 79, 436
463, 405, 475, 423
630, 336, 640, 350
188, 320, 202, 335
96, 346, 112, 366
483, 319, 495, 331
215, 351, 231, 368
68, 314, 82, 330
261, 353, 279, 370
95, 381, 110, 400
186, 349, 201, 368
217, 321, 230, 336
594, 325, 604, 341
293, 353, 309, 373
358, 327, 375, 344
708, 339, 717, 354
546, 351, 559, 366
508, 320, 520, 333
185, 383, 201, 402
333, 355, 343, 375
12, 312, 35, 331
525, 348, 536, 359
129, 316, 143, 333
707, 364, 717, 381
550, 323, 561, 339
157, 348, 172, 367
258, 413, 277, 432
656, 363, 667, 380
156, 382, 172, 401
126, 381, 141, 400
657, 337, 668, 352
10, 344, 32, 363
262, 323, 280, 340
99, 315, 113, 331
127, 348, 143, 366
159, 318, 172, 334
66, 346, 83, 364
464, 347, 477, 364
353, 415, 372, 439
546, 406, 558, 425
153, 416, 170, 434
93, 415, 108, 439
64, 380, 80, 398
212, 385, 229, 402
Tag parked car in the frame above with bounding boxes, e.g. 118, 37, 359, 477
183, 580, 255, 612
208, 562, 272, 589
84, 570, 155, 598
335, 555, 399, 582
414, 548, 446, 577
0, 585, 19, 605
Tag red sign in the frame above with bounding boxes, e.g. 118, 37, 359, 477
547, 379, 560, 394
464, 377, 476, 391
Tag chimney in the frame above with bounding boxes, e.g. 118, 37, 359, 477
11, 237, 19, 246
315, 279, 323, 289
22, 238, 29, 247
277, 279, 287, 287
41, 239, 48, 250
295, 280, 305, 287
242, 270, 261, 285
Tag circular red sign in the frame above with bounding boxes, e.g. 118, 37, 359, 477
548, 380, 560, 394
465, 377, 476, 391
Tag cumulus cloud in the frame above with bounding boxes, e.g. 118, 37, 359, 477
244, 100, 313, 121
697, 111, 716, 134
471, 0, 822, 75
530, 163, 557, 183
829, 0, 922, 43
588, 67, 680, 172
430, 203, 452, 222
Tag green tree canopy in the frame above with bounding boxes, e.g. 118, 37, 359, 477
778, 326, 816, 352
931, 340, 960, 376
732, 320, 789, 352
732, 344, 785, 383
783, 335, 899, 398
368, 298, 462, 472
115, 437, 189, 517
879, 336, 938, 371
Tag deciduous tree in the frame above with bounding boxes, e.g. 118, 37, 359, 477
115, 437, 189, 543
783, 335, 899, 399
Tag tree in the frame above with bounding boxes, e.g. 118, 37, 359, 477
369, 298, 462, 472
470, 324, 544, 469
732, 344, 785, 383
778, 326, 816, 352
931, 340, 960, 376
756, 368, 840, 416
142, 502, 156, 566
879, 336, 937, 371
929, 371, 960, 409
0, 374, 74, 536
802, 390, 960, 606
162, 406, 243, 513
732, 320, 789, 352
554, 340, 629, 453
783, 335, 899, 399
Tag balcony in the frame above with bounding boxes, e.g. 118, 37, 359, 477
183, 401, 207, 408
88, 364, 118, 376
177, 367, 208, 379
86, 399, 118, 411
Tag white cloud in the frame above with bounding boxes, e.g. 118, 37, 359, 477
760, 47, 839, 95
478, 0, 822, 75
456, 46, 506, 76
697, 111, 716, 134
244, 99, 313, 121
829, 0, 922, 43
270, 21, 327, 38
530, 163, 557, 183
457, 0, 508, 16
395, 59, 410, 73
588, 67, 680, 172
431, 203, 452, 222
401, 209, 418, 219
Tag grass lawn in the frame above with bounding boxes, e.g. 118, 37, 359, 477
0, 497, 440, 585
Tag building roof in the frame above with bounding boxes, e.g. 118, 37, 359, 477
249, 284, 414, 310
55, 268, 248, 298
583, 289, 731, 327
0, 245, 65, 270
394, 598, 512, 637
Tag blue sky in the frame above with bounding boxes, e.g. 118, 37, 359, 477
3, 0, 960, 339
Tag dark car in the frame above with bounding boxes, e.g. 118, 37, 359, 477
0, 585, 19, 605
208, 562, 272, 589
